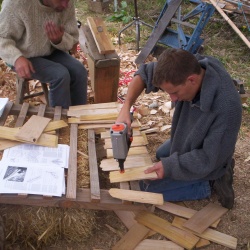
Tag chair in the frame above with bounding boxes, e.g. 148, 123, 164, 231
15, 76, 49, 106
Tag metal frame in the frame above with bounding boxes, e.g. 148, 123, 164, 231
155, 0, 215, 53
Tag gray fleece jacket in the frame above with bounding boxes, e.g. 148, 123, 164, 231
135, 54, 242, 181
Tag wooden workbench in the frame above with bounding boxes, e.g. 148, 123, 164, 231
0, 102, 145, 211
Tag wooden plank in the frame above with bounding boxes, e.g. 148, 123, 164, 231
135, 239, 184, 250
195, 238, 210, 248
88, 129, 101, 202
68, 107, 119, 117
14, 102, 29, 128
0, 126, 58, 147
106, 146, 148, 158
112, 222, 151, 250
109, 188, 163, 205
172, 217, 237, 249
135, 0, 182, 64
0, 139, 22, 151
87, 17, 115, 54
119, 181, 131, 204
104, 135, 148, 149
114, 210, 138, 229
183, 203, 228, 234
68, 118, 115, 124
66, 124, 78, 199
79, 123, 113, 130
68, 102, 119, 111
15, 115, 51, 143
109, 166, 156, 183
80, 112, 119, 121
44, 120, 68, 132
156, 202, 220, 228
100, 154, 152, 171
37, 103, 46, 116
79, 25, 105, 60
135, 211, 200, 250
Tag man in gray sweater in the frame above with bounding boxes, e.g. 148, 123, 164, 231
0, 0, 87, 108
117, 48, 242, 209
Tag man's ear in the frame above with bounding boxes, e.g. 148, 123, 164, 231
187, 74, 198, 85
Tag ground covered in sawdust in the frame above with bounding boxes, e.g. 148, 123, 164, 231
1, 46, 250, 250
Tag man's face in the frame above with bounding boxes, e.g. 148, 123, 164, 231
160, 78, 198, 102
46, 0, 70, 12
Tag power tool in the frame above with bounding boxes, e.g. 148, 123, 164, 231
110, 111, 134, 173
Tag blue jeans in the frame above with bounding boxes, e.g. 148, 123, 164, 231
29, 49, 87, 108
140, 139, 211, 201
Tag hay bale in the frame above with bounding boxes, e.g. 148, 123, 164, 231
0, 205, 97, 249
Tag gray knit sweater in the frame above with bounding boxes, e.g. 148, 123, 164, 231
136, 54, 242, 181
0, 0, 78, 66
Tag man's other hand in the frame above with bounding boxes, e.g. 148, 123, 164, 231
14, 56, 35, 79
45, 21, 64, 45
145, 161, 164, 179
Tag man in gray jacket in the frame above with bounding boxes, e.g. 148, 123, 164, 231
0, 0, 87, 108
117, 48, 242, 209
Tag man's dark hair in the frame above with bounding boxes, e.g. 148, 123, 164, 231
153, 48, 201, 87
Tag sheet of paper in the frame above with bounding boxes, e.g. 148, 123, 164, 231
0, 98, 9, 117
0, 163, 64, 196
2, 144, 69, 168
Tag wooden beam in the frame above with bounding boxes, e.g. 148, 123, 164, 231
109, 188, 164, 205
109, 166, 156, 183
0, 188, 147, 211
183, 203, 228, 234
135, 211, 200, 250
66, 124, 78, 199
88, 129, 101, 202
209, 0, 250, 49
87, 17, 115, 55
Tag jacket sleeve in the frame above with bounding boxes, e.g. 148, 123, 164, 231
134, 62, 160, 93
0, 4, 24, 66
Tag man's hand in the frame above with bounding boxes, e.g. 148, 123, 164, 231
145, 161, 164, 179
14, 56, 35, 79
45, 21, 64, 44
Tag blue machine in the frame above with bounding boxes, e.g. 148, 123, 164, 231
155, 0, 215, 54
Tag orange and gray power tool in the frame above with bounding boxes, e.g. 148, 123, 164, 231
110, 112, 134, 173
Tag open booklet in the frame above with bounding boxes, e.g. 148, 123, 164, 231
0, 144, 70, 196
0, 162, 65, 197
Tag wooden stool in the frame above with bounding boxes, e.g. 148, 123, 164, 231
15, 76, 49, 105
